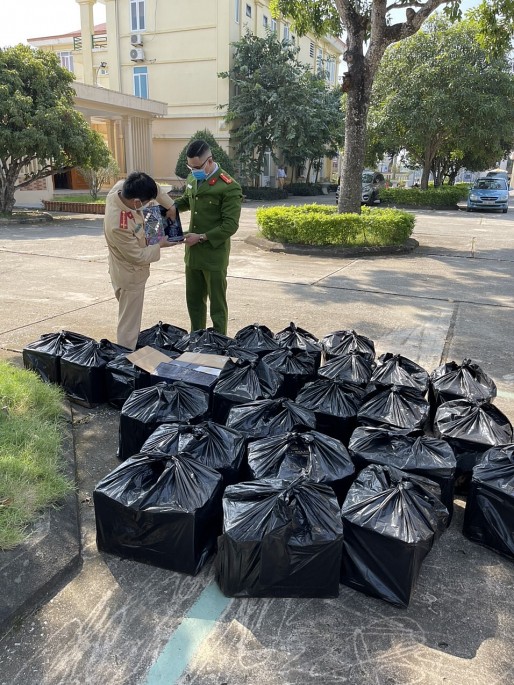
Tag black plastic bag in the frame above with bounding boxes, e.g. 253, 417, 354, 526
341, 464, 448, 607
247, 430, 355, 504
349, 426, 456, 521
215, 477, 344, 597
141, 420, 246, 485
174, 328, 233, 353
60, 338, 130, 406
260, 348, 317, 399
318, 351, 375, 388
321, 329, 375, 362
371, 353, 429, 394
94, 451, 223, 574
296, 378, 366, 445
22, 330, 92, 384
212, 358, 284, 423
234, 323, 280, 357
434, 399, 513, 474
105, 353, 152, 409
274, 322, 321, 351
430, 359, 497, 409
226, 398, 316, 441
357, 384, 430, 432
118, 381, 210, 460
136, 321, 188, 352
463, 444, 514, 559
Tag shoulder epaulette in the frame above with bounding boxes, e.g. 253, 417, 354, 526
219, 172, 233, 184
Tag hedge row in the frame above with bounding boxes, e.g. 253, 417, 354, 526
242, 187, 289, 200
256, 204, 415, 247
380, 184, 468, 207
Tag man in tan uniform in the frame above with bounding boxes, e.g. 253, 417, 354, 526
104, 171, 181, 349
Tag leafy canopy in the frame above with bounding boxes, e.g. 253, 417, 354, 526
0, 44, 110, 213
367, 17, 514, 186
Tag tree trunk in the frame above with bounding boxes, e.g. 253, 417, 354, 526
338, 80, 371, 214
0, 162, 21, 215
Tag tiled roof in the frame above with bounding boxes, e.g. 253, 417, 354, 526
28, 23, 106, 42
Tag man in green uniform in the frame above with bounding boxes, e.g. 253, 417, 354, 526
168, 139, 243, 334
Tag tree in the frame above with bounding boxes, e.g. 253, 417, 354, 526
0, 45, 110, 215
270, 0, 514, 213
219, 31, 311, 186
77, 156, 120, 200
175, 129, 236, 180
219, 31, 343, 186
367, 18, 514, 188
279, 72, 345, 182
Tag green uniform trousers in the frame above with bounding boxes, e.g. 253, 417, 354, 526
185, 267, 228, 334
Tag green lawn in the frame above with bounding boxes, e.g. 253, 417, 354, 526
0, 361, 73, 549
50, 194, 106, 203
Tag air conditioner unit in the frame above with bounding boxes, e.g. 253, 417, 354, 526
130, 48, 145, 62
130, 33, 144, 46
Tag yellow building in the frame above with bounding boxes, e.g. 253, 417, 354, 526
27, 0, 344, 189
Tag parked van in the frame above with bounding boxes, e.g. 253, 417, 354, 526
336, 170, 386, 205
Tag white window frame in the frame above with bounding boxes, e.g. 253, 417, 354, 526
130, 0, 146, 32
263, 15, 268, 28
133, 66, 148, 99
326, 56, 336, 83
58, 51, 74, 72
235, 0, 240, 23
317, 47, 323, 73
283, 23, 290, 40
245, 3, 252, 18
271, 18, 277, 33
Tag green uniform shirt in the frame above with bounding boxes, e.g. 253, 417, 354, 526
174, 167, 243, 272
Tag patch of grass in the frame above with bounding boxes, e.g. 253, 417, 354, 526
50, 194, 106, 204
0, 361, 73, 550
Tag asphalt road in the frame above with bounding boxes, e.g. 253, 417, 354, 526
0, 198, 513, 685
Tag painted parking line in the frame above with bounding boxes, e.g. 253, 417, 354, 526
145, 581, 231, 685
498, 390, 514, 400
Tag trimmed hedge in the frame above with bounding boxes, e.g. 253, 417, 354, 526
242, 187, 289, 201
380, 184, 468, 207
284, 183, 323, 196
256, 204, 415, 247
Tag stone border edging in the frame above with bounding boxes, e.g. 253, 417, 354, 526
43, 201, 106, 214
246, 234, 419, 257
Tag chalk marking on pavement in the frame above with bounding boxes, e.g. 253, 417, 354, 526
145, 581, 231, 685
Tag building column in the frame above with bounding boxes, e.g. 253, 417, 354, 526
104, 0, 121, 91
123, 116, 134, 173
76, 0, 95, 85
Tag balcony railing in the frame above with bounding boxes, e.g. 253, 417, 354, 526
73, 34, 108, 51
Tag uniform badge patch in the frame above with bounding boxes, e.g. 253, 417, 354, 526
208, 177, 218, 186
119, 211, 128, 229
219, 173, 233, 184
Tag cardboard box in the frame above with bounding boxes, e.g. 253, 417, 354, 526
127, 347, 229, 393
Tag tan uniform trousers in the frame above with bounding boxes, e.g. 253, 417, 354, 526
114, 286, 146, 350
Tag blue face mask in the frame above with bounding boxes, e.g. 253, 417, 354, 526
191, 169, 207, 181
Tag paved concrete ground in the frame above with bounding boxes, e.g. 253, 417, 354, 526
0, 196, 514, 684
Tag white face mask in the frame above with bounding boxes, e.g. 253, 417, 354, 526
134, 199, 150, 211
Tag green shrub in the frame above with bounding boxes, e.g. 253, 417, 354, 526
256, 204, 415, 246
380, 185, 468, 206
284, 183, 323, 196
242, 187, 289, 200
175, 129, 236, 180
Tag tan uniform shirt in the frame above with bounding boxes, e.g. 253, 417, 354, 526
104, 180, 174, 291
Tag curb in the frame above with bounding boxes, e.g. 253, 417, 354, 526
0, 211, 54, 224
0, 402, 82, 636
245, 234, 419, 257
